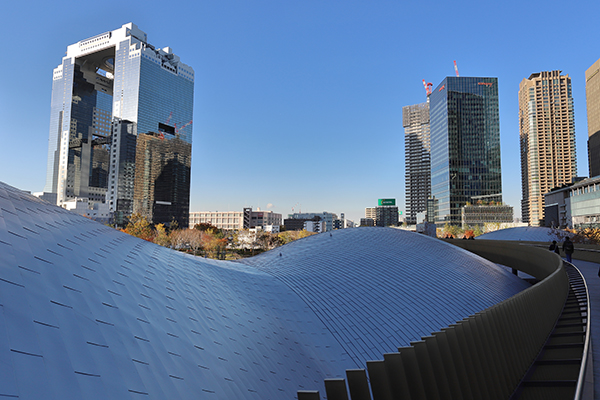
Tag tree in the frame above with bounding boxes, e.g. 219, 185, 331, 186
194, 222, 221, 236
484, 222, 501, 233
442, 223, 461, 238
154, 223, 171, 247
170, 228, 204, 254
276, 230, 316, 245
124, 213, 154, 241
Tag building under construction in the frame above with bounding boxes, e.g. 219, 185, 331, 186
133, 132, 192, 227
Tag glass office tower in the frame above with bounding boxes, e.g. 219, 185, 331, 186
44, 23, 194, 226
429, 77, 502, 224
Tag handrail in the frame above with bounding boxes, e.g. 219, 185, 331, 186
569, 262, 591, 400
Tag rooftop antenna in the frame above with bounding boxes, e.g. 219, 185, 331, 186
453, 60, 459, 77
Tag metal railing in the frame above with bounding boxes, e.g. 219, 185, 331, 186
569, 263, 591, 400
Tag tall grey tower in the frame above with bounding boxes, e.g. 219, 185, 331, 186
44, 23, 194, 226
403, 101, 430, 225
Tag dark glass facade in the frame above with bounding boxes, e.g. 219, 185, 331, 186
133, 132, 191, 227
589, 130, 600, 178
430, 77, 502, 224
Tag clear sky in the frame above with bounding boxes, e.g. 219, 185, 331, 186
2, 0, 599, 223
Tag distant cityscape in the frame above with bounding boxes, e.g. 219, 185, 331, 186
33, 23, 600, 234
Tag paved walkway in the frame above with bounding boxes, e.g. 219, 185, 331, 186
569, 258, 600, 399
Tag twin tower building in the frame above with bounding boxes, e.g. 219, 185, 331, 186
43, 23, 194, 227
404, 71, 578, 227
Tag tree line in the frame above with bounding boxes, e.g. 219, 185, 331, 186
117, 214, 316, 259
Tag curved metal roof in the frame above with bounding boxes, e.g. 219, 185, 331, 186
241, 227, 531, 364
0, 182, 530, 399
477, 226, 575, 242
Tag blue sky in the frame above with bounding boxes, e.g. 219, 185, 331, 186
1, 0, 599, 223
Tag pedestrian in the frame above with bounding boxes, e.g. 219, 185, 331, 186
549, 240, 560, 255
562, 237, 574, 263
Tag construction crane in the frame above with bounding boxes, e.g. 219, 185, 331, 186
422, 79, 433, 96
175, 120, 193, 134
291, 202, 300, 214
453, 60, 459, 77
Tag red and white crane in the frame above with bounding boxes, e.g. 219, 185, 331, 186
453, 60, 459, 77
422, 79, 433, 96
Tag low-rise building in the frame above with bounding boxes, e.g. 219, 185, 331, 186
284, 216, 321, 231
247, 208, 282, 229
360, 218, 375, 227
287, 212, 337, 232
365, 200, 399, 227
189, 207, 281, 231
189, 211, 244, 231
376, 205, 399, 227
333, 213, 354, 229
62, 198, 112, 224
544, 176, 600, 229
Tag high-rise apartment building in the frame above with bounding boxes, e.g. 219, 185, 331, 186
586, 59, 600, 177
403, 101, 430, 225
429, 77, 502, 224
44, 23, 194, 226
519, 71, 576, 226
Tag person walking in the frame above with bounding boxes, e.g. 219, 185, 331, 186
562, 237, 574, 263
549, 240, 560, 255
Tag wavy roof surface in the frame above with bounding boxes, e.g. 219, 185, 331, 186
477, 226, 575, 242
0, 182, 529, 399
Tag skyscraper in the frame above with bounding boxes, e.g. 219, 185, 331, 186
429, 77, 502, 225
403, 101, 430, 225
44, 23, 194, 226
586, 58, 600, 178
519, 71, 576, 226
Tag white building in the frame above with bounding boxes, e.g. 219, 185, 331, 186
189, 208, 282, 231
189, 211, 244, 231
62, 198, 112, 224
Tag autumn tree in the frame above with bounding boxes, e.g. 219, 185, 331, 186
123, 213, 154, 241
194, 222, 222, 236
170, 229, 204, 254
154, 223, 171, 247
276, 230, 316, 245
